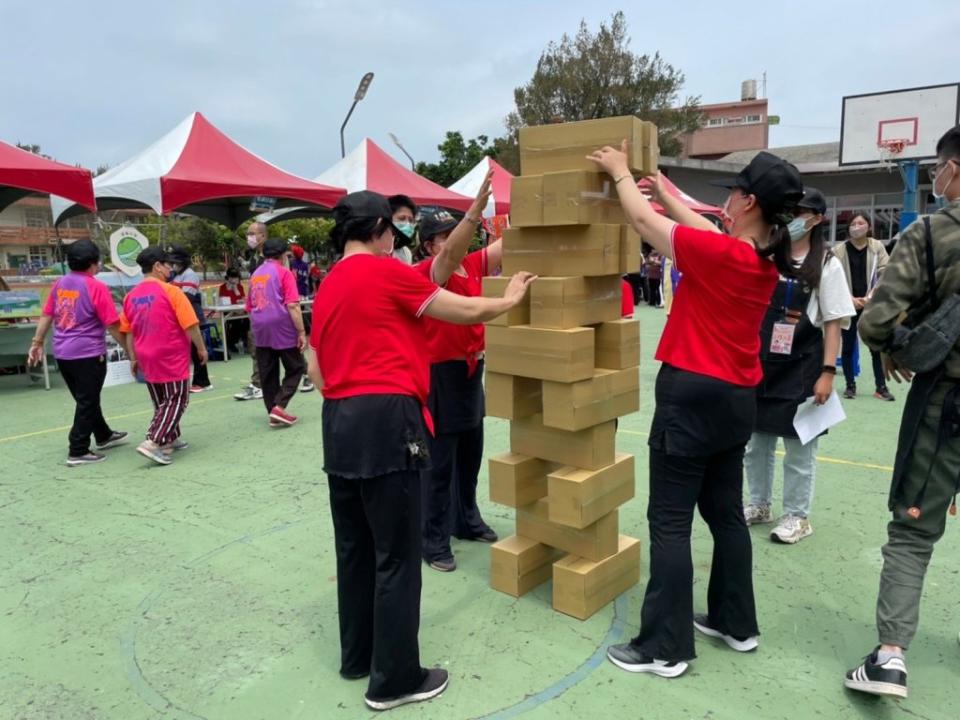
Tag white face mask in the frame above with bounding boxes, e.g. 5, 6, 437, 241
246, 235, 259, 249
932, 162, 955, 200
720, 193, 747, 234
848, 225, 868, 240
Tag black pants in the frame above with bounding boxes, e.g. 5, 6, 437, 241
632, 445, 759, 661
625, 273, 645, 305
255, 346, 305, 412
328, 470, 427, 700
841, 311, 885, 391
422, 423, 487, 560
58, 355, 113, 457
191, 342, 210, 388
647, 278, 662, 306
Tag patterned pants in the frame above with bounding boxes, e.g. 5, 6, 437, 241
145, 380, 190, 445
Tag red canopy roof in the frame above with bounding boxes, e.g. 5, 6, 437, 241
51, 112, 346, 229
0, 140, 95, 213
638, 174, 721, 216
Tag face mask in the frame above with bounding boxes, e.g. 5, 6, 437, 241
720, 193, 747, 233
849, 225, 868, 240
166, 270, 177, 282
246, 235, 259, 249
786, 217, 810, 242
932, 163, 954, 200
395, 222, 415, 239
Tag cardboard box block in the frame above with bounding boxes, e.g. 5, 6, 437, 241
620, 226, 641, 275
519, 116, 659, 176
594, 319, 640, 370
529, 275, 622, 330
483, 276, 530, 327
489, 452, 557, 508
542, 367, 639, 431
486, 372, 542, 420
510, 175, 544, 227
501, 225, 621, 278
486, 325, 595, 383
516, 498, 619, 562
510, 413, 616, 471
548, 453, 636, 529
490, 534, 563, 597
541, 170, 626, 226
552, 535, 641, 620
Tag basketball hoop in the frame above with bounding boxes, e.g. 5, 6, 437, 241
878, 139, 907, 170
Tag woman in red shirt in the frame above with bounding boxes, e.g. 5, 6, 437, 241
307, 190, 533, 712
412, 172, 501, 572
589, 146, 803, 678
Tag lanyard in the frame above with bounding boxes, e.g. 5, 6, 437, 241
782, 279, 795, 316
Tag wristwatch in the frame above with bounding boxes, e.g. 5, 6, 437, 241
821, 365, 837, 375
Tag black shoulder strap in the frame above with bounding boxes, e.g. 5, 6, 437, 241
923, 217, 937, 310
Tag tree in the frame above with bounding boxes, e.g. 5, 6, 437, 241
260, 217, 336, 264
415, 132, 496, 187
16, 142, 52, 159
499, 11, 702, 170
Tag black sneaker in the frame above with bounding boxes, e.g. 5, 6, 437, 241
66, 452, 106, 467
606, 643, 688, 678
457, 527, 499, 543
874, 388, 896, 402
96, 431, 129, 450
693, 614, 759, 652
845, 648, 907, 698
427, 556, 457, 573
339, 668, 369, 681
364, 667, 449, 711
843, 385, 857, 399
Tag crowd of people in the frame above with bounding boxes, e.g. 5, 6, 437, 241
24, 125, 960, 711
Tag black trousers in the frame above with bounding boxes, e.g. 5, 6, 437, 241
58, 355, 113, 457
625, 272, 645, 304
632, 444, 759, 661
255, 346, 304, 412
647, 278, 662, 306
191, 343, 210, 387
422, 423, 487, 561
841, 310, 885, 391
328, 470, 427, 700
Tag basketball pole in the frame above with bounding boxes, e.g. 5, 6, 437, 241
898, 160, 920, 231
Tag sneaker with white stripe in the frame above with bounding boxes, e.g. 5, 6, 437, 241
845, 648, 907, 698
693, 614, 759, 652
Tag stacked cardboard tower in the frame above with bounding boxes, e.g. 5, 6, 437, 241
482, 116, 659, 620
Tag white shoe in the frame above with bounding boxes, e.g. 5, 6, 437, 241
743, 504, 772, 525
300, 379, 315, 393
770, 515, 812, 544
233, 384, 262, 401
693, 615, 758, 652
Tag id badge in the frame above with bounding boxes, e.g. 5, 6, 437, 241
770, 322, 796, 355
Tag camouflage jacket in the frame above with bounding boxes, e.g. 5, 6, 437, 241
860, 199, 960, 377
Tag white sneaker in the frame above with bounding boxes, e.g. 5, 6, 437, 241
743, 504, 772, 525
300, 378, 315, 393
233, 384, 262, 401
693, 614, 759, 652
771, 515, 813, 544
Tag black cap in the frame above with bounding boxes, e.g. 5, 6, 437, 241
419, 208, 459, 243
65, 239, 100, 270
263, 237, 288, 258
709, 151, 804, 220
333, 190, 394, 224
136, 246, 174, 274
797, 187, 827, 215
164, 244, 191, 267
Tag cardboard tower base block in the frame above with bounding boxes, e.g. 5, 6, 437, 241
486, 325, 595, 383
489, 452, 557, 508
594, 319, 641, 370
548, 453, 635, 529
511, 413, 616, 471
490, 534, 563, 597
552, 535, 641, 620
541, 367, 639, 431
486, 372, 542, 420
516, 498, 619, 562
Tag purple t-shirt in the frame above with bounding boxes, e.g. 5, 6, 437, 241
42, 272, 119, 360
246, 260, 300, 350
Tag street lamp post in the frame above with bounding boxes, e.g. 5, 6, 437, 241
340, 72, 375, 158
388, 132, 416, 171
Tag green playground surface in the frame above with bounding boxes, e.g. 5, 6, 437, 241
2, 306, 957, 720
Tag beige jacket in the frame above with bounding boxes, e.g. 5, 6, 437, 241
832, 237, 889, 300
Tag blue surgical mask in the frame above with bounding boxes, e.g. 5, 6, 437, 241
787, 217, 811, 242
395, 221, 415, 239
166, 270, 177, 282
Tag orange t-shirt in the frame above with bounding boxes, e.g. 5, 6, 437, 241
120, 278, 198, 383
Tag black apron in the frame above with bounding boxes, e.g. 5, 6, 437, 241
426, 359, 485, 435
756, 277, 824, 438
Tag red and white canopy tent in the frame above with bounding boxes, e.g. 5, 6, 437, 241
0, 140, 95, 214
50, 112, 346, 229
447, 156, 513, 217
262, 138, 473, 223
639, 174, 721, 217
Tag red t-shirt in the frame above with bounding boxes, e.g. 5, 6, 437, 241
414, 248, 487, 363
310, 254, 441, 405
620, 279, 634, 318
218, 282, 245, 304
656, 225, 779, 387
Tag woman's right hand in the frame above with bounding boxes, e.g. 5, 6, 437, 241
503, 272, 537, 305
649, 171, 667, 203
468, 169, 494, 220
26, 344, 43, 368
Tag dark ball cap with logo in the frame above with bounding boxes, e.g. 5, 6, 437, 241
136, 246, 175, 274
65, 239, 100, 270
709, 151, 804, 221
797, 187, 827, 215
419, 208, 459, 243
263, 237, 289, 258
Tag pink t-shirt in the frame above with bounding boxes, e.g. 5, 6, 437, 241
119, 278, 198, 383
246, 259, 300, 349
43, 272, 119, 360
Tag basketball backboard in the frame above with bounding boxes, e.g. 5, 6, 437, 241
839, 84, 959, 166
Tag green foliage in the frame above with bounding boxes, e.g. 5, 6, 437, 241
415, 132, 496, 187
247, 217, 336, 264
15, 142, 51, 159
500, 11, 702, 164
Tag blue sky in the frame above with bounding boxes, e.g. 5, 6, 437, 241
1, 0, 957, 177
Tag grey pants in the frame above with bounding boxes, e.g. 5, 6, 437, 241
247, 328, 260, 388
877, 382, 960, 649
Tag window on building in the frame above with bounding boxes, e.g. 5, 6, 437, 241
28, 246, 48, 264
726, 116, 744, 125
746, 114, 762, 123
65, 216, 89, 230
24, 208, 50, 228
707, 118, 724, 127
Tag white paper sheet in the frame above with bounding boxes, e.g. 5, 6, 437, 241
792, 392, 847, 445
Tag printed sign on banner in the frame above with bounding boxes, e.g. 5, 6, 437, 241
109, 226, 149, 278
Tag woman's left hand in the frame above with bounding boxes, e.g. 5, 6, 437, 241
468, 169, 494, 219
587, 140, 631, 178
813, 373, 834, 405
